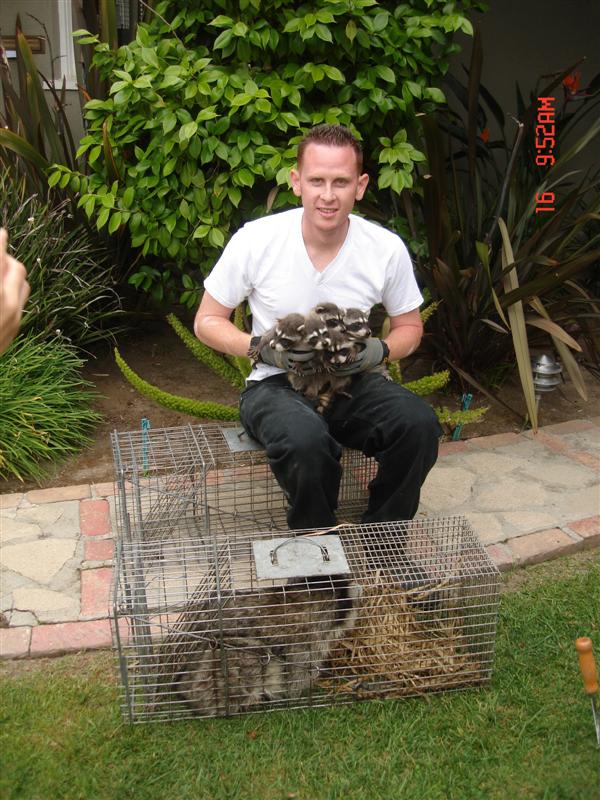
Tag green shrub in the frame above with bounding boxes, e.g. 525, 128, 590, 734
0, 334, 101, 482
52, 0, 484, 306
1, 168, 124, 348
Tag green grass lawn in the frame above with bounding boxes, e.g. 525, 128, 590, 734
2, 552, 599, 800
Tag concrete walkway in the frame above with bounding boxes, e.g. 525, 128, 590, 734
1, 418, 598, 660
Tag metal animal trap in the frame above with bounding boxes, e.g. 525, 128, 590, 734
111, 423, 377, 546
111, 516, 501, 723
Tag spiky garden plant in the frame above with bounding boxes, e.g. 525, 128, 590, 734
0, 334, 101, 482
1, 168, 123, 348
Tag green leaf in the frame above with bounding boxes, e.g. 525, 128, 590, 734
231, 92, 253, 107
372, 12, 389, 32
236, 168, 254, 187
122, 186, 134, 208
322, 65, 345, 82
193, 224, 211, 239
424, 87, 446, 103
179, 121, 198, 142
47, 171, 63, 189
88, 145, 102, 165
498, 218, 538, 431
406, 80, 422, 98
282, 112, 300, 127
208, 227, 225, 247
283, 18, 301, 33
376, 65, 396, 84
209, 15, 234, 28
140, 47, 160, 69
315, 24, 333, 43
165, 213, 177, 234
197, 107, 218, 121
108, 211, 122, 235
113, 87, 133, 105
214, 29, 234, 49
163, 158, 177, 176
96, 206, 110, 230
228, 186, 242, 207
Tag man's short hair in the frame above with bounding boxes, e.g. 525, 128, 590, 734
297, 124, 363, 173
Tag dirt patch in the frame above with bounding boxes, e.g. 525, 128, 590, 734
1, 310, 599, 494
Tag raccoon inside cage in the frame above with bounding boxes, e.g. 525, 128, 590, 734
112, 514, 501, 723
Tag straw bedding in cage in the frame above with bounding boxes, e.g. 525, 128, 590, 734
146, 571, 480, 714
319, 572, 479, 699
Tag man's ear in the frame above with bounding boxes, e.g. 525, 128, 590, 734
290, 167, 302, 197
355, 172, 369, 201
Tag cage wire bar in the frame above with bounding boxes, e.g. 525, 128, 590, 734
110, 423, 377, 547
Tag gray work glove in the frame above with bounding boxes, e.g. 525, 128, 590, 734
250, 337, 317, 373
334, 337, 390, 375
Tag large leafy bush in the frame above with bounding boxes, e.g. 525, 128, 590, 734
52, 0, 484, 305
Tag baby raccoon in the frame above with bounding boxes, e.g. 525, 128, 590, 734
314, 329, 362, 413
153, 575, 361, 716
314, 302, 345, 332
342, 307, 391, 383
302, 310, 332, 356
286, 310, 332, 397
247, 312, 307, 370
342, 307, 371, 340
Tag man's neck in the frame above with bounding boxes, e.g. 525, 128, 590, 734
301, 214, 349, 272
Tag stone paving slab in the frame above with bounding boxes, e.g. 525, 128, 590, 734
0, 419, 598, 659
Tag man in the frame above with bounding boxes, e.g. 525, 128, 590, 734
194, 124, 442, 530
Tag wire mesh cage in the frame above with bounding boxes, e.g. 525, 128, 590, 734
111, 516, 501, 724
111, 423, 377, 546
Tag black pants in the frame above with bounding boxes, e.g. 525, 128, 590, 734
239, 372, 443, 530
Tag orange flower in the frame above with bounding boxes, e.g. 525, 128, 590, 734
479, 127, 490, 143
562, 72, 581, 93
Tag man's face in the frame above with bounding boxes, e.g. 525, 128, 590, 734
290, 143, 369, 238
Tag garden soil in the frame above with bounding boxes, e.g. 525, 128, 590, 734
2, 312, 599, 494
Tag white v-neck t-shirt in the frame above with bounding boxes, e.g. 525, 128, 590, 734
203, 207, 423, 382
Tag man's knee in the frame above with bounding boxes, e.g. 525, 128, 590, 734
385, 394, 442, 456
408, 399, 442, 440
269, 421, 342, 465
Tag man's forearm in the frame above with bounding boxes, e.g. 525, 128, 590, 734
194, 314, 252, 358
384, 323, 423, 362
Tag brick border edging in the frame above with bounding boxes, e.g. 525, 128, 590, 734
486, 515, 599, 572
1, 618, 113, 659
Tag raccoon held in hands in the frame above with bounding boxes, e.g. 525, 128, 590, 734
247, 312, 307, 365
313, 328, 363, 413
248, 304, 389, 413
153, 575, 361, 716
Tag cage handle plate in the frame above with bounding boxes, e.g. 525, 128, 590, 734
270, 537, 330, 565
252, 534, 350, 580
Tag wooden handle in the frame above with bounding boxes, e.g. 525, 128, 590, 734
576, 637, 599, 696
